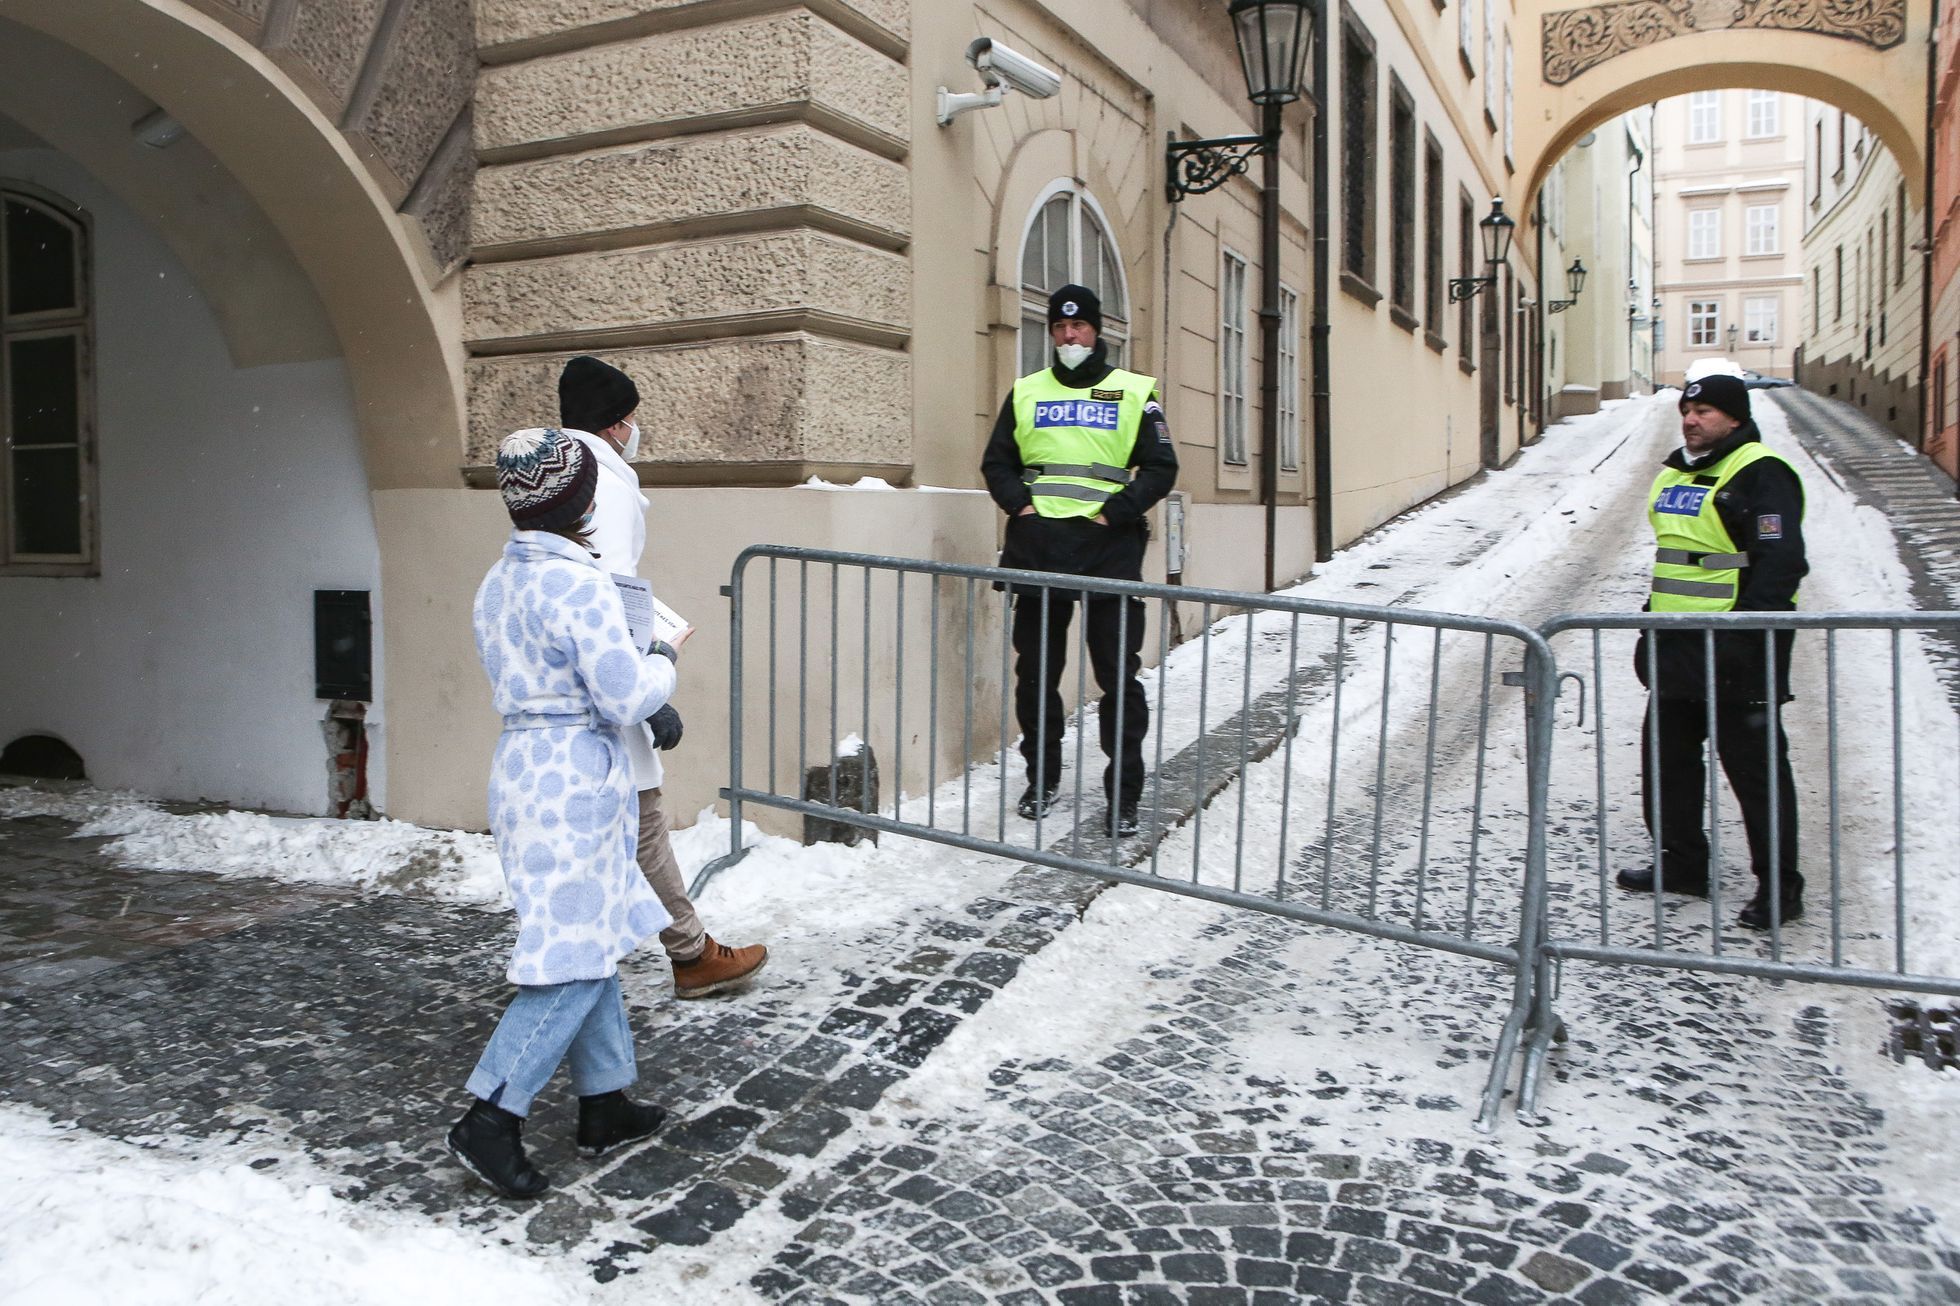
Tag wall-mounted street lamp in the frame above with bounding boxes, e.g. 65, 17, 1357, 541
1545, 258, 1587, 314
1448, 198, 1516, 302
1726, 322, 1740, 354
1164, 0, 1316, 591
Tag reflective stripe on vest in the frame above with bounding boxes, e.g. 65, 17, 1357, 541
1011, 367, 1157, 520
1646, 442, 1800, 613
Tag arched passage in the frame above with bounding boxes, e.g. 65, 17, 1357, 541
0, 0, 465, 490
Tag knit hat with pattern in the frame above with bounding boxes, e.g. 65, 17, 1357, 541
496, 427, 596, 531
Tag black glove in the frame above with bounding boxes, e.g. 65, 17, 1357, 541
647, 703, 683, 751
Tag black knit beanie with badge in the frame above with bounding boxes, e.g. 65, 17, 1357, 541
1679, 373, 1751, 426
558, 355, 641, 435
1046, 284, 1103, 334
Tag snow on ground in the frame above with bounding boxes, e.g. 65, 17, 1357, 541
0, 1106, 598, 1306
8, 391, 1960, 1289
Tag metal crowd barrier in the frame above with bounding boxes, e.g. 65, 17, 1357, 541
1517, 610, 1960, 1116
689, 547, 1960, 1127
694, 545, 1559, 1131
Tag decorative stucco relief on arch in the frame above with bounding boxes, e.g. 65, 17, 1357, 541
1541, 0, 1907, 85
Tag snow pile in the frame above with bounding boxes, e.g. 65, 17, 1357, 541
0, 1107, 596, 1306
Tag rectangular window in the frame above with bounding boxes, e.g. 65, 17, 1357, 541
1503, 33, 1515, 162
1389, 78, 1417, 319
1220, 250, 1249, 466
1483, 0, 1498, 124
1746, 90, 1779, 138
2, 196, 94, 573
1744, 295, 1778, 344
1424, 133, 1445, 335
1689, 299, 1719, 347
1835, 244, 1844, 320
1459, 0, 1476, 69
1688, 208, 1721, 259
1811, 119, 1823, 200
1835, 111, 1847, 176
1688, 90, 1721, 144
1279, 286, 1301, 472
1341, 11, 1379, 290
1745, 204, 1779, 255
1458, 190, 1477, 362
1898, 183, 1909, 285
1502, 264, 1514, 402
1812, 266, 1820, 331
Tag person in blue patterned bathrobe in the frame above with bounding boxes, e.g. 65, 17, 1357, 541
446, 427, 689, 1200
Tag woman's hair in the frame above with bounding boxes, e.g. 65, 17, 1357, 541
541, 521, 594, 552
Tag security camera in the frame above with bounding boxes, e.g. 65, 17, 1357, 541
967, 38, 1061, 100
938, 36, 1062, 126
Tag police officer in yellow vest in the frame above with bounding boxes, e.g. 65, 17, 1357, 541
982, 285, 1178, 836
1616, 372, 1807, 931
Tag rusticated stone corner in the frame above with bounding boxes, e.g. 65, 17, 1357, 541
465, 336, 911, 471
267, 0, 386, 116
472, 125, 910, 254
463, 230, 909, 347
347, 0, 476, 199
475, 11, 908, 157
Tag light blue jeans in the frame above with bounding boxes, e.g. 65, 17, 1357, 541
465, 975, 637, 1118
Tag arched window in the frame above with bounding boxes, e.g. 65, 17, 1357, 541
1, 187, 92, 574
1017, 183, 1130, 375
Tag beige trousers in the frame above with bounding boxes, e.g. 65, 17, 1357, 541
636, 787, 706, 962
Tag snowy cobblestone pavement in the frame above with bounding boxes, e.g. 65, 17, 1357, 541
4, 393, 1960, 1303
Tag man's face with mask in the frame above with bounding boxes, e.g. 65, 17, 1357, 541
1050, 317, 1097, 371
601, 409, 641, 461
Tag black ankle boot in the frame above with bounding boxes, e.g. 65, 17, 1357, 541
446, 1098, 549, 1199
576, 1091, 668, 1158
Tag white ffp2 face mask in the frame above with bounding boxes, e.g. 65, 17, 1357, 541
618, 420, 641, 461
1055, 343, 1093, 371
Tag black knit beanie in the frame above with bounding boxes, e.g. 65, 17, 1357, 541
1679, 373, 1750, 426
558, 355, 641, 435
1046, 284, 1102, 334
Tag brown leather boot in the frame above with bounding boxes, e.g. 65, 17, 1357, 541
671, 934, 768, 999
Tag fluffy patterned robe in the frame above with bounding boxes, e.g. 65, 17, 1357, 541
472, 530, 676, 985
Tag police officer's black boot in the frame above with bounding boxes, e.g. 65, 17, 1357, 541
1614, 851, 1710, 897
447, 1098, 549, 1199
1737, 874, 1803, 930
1017, 779, 1061, 820
1107, 797, 1140, 838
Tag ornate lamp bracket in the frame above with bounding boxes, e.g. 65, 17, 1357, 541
1165, 132, 1271, 202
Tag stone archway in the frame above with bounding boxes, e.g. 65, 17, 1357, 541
0, 0, 470, 490
1512, 0, 1929, 218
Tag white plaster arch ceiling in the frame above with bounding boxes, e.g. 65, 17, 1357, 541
0, 0, 470, 490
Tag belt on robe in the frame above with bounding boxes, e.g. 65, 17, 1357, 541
501, 711, 603, 731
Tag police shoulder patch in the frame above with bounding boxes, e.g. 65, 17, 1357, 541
1091, 388, 1125, 401
1757, 513, 1783, 540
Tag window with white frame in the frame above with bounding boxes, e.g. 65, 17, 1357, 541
1278, 285, 1300, 472
1018, 184, 1130, 377
1688, 91, 1721, 144
1459, 0, 1476, 68
1689, 299, 1720, 347
1221, 251, 1249, 465
1483, 0, 1497, 121
1745, 203, 1780, 255
1502, 33, 1514, 161
2, 188, 94, 574
1688, 208, 1721, 259
1744, 295, 1778, 344
1746, 90, 1779, 138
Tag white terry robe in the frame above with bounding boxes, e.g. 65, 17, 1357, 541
472, 530, 676, 985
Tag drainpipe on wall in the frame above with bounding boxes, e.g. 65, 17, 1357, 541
1924, 0, 1939, 457
1627, 138, 1645, 391
1310, 0, 1334, 563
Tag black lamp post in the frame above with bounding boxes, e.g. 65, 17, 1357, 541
1166, 0, 1313, 593
1546, 258, 1587, 314
1448, 198, 1517, 302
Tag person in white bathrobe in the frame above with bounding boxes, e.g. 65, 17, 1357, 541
557, 354, 768, 998
446, 427, 683, 1201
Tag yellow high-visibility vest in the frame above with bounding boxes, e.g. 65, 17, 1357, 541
1010, 367, 1157, 520
1647, 442, 1800, 612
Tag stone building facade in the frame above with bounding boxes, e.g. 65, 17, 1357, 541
1798, 104, 1924, 443
1927, 0, 1960, 477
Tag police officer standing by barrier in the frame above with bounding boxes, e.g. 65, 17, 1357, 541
1617, 372, 1808, 930
982, 285, 1178, 838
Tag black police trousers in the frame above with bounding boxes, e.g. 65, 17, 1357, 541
1011, 592, 1149, 804
1640, 693, 1799, 888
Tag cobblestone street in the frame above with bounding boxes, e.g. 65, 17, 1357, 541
3, 393, 1959, 1302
